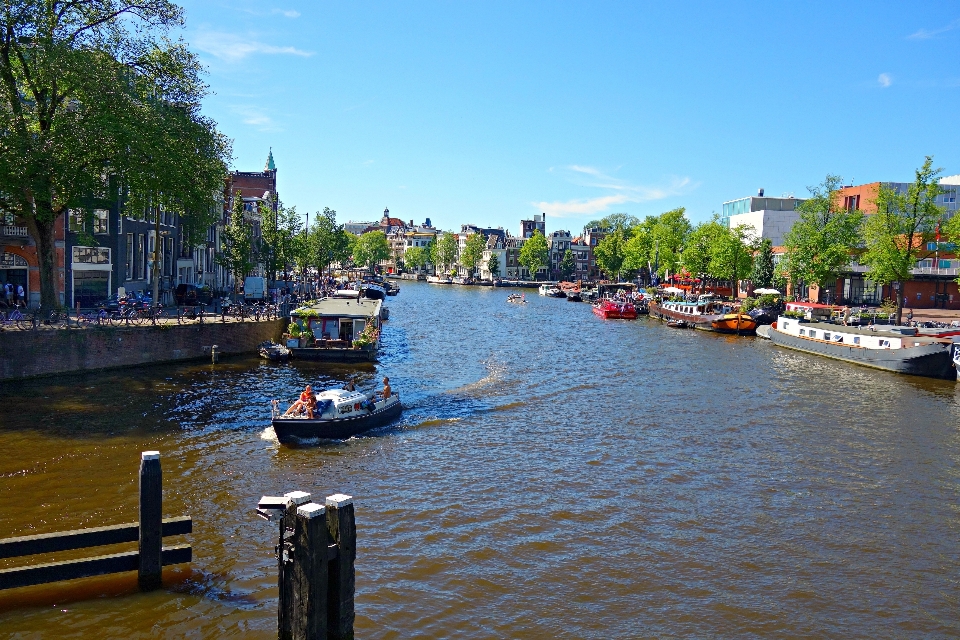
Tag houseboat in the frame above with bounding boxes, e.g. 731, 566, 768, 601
649, 294, 756, 335
770, 316, 955, 379
271, 387, 402, 442
593, 299, 638, 320
427, 275, 453, 284
287, 297, 383, 362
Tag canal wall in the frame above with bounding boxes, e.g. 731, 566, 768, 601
0, 320, 287, 381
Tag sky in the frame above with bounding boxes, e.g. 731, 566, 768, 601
177, 1, 960, 233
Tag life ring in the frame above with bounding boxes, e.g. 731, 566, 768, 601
354, 402, 360, 410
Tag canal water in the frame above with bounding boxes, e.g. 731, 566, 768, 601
2, 281, 960, 638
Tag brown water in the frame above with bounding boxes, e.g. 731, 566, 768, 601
2, 281, 960, 638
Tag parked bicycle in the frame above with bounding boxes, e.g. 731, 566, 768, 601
177, 304, 207, 324
0, 304, 35, 330
74, 307, 111, 327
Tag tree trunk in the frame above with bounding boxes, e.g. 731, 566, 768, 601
25, 214, 59, 309
895, 283, 904, 326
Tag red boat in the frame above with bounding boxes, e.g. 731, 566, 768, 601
592, 299, 638, 320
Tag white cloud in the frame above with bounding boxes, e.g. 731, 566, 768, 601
908, 19, 960, 40
878, 73, 892, 88
191, 30, 313, 62
275, 9, 301, 18
231, 106, 282, 132
534, 167, 692, 218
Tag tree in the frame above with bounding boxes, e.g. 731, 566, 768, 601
487, 252, 500, 277
710, 224, 754, 295
781, 175, 862, 300
431, 232, 458, 274
681, 221, 723, 291
518, 230, 548, 280
650, 208, 691, 278
598, 212, 640, 233
260, 203, 302, 281
404, 246, 428, 271
558, 249, 575, 280
218, 194, 253, 293
594, 229, 627, 280
862, 157, 945, 324
752, 238, 775, 289
622, 216, 658, 277
460, 232, 487, 276
307, 207, 348, 275
353, 230, 390, 273
0, 1, 230, 307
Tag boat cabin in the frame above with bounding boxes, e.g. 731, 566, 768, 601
290, 297, 382, 344
660, 295, 734, 317
776, 316, 949, 350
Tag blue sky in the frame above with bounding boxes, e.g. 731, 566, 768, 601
178, 1, 960, 233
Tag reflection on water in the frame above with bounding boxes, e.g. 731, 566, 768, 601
2, 281, 960, 637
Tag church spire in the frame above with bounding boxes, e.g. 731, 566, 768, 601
265, 147, 276, 172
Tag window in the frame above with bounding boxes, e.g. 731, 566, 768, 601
137, 234, 145, 280
93, 209, 109, 234
853, 337, 860, 345
125, 233, 133, 280
824, 332, 831, 341
72, 247, 110, 264
68, 209, 85, 233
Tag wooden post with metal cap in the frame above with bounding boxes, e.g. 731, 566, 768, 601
138, 450, 162, 591
325, 494, 356, 640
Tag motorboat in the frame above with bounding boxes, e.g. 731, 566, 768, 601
592, 299, 638, 320
566, 292, 582, 302
271, 387, 402, 442
427, 276, 453, 284
360, 283, 386, 300
507, 293, 527, 304
259, 340, 290, 362
538, 283, 566, 298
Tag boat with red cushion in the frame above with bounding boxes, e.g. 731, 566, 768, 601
592, 299, 638, 320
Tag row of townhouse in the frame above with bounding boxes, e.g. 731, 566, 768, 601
0, 150, 277, 307
722, 176, 960, 308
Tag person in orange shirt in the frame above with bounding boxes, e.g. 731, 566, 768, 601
284, 385, 315, 417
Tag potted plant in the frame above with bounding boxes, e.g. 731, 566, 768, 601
300, 328, 314, 348
287, 323, 302, 348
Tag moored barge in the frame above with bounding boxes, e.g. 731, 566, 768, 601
649, 295, 756, 335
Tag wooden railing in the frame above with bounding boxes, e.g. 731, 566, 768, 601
0, 451, 191, 591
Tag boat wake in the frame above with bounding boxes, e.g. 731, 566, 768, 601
445, 356, 510, 397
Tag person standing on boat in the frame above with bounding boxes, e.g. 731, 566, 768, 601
382, 377, 392, 400
842, 306, 851, 326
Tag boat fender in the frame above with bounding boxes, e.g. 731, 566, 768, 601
355, 402, 360, 410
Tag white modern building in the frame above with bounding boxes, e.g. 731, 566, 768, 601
721, 190, 805, 246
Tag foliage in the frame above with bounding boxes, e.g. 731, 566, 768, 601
862, 157, 944, 324
757, 293, 780, 308
518, 230, 549, 279
460, 232, 487, 274
879, 298, 898, 315
781, 174, 863, 292
0, 0, 230, 306
431, 232, 459, 273
680, 218, 752, 289
260, 203, 302, 278
217, 194, 253, 291
783, 310, 806, 319
304, 207, 352, 274
558, 249, 575, 280
288, 322, 302, 337
352, 320, 381, 349
353, 230, 390, 272
594, 229, 626, 279
740, 297, 758, 313
651, 208, 692, 277
622, 216, 659, 274
404, 246, 429, 270
487, 252, 500, 276
752, 238, 775, 288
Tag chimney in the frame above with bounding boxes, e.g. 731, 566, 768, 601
410, 220, 414, 227
758, 188, 764, 197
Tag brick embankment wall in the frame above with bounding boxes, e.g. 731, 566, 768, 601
0, 320, 287, 381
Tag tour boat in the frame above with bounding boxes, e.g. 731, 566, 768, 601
592, 299, 638, 320
271, 388, 402, 442
771, 316, 955, 379
649, 294, 756, 335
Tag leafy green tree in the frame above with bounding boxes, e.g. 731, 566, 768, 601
752, 238, 775, 289
710, 224, 754, 294
0, 0, 229, 307
260, 203, 302, 281
681, 221, 723, 290
404, 246, 428, 271
622, 216, 658, 275
594, 229, 627, 280
518, 230, 549, 280
781, 175, 862, 300
651, 208, 692, 278
599, 212, 640, 233
487, 252, 500, 277
307, 207, 349, 275
218, 194, 253, 293
558, 249, 575, 280
353, 230, 390, 273
863, 157, 945, 324
431, 232, 458, 274
460, 232, 487, 276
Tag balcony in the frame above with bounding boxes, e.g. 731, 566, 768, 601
2, 226, 27, 237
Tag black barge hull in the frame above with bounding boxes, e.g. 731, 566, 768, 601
272, 400, 402, 442
768, 328, 955, 379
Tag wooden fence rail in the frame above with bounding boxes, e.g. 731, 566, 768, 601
0, 451, 191, 592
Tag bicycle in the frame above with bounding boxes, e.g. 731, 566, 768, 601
75, 307, 111, 327
0, 304, 34, 330
141, 303, 166, 326
177, 305, 207, 324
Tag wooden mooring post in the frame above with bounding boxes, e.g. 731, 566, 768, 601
0, 451, 191, 592
257, 491, 356, 640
